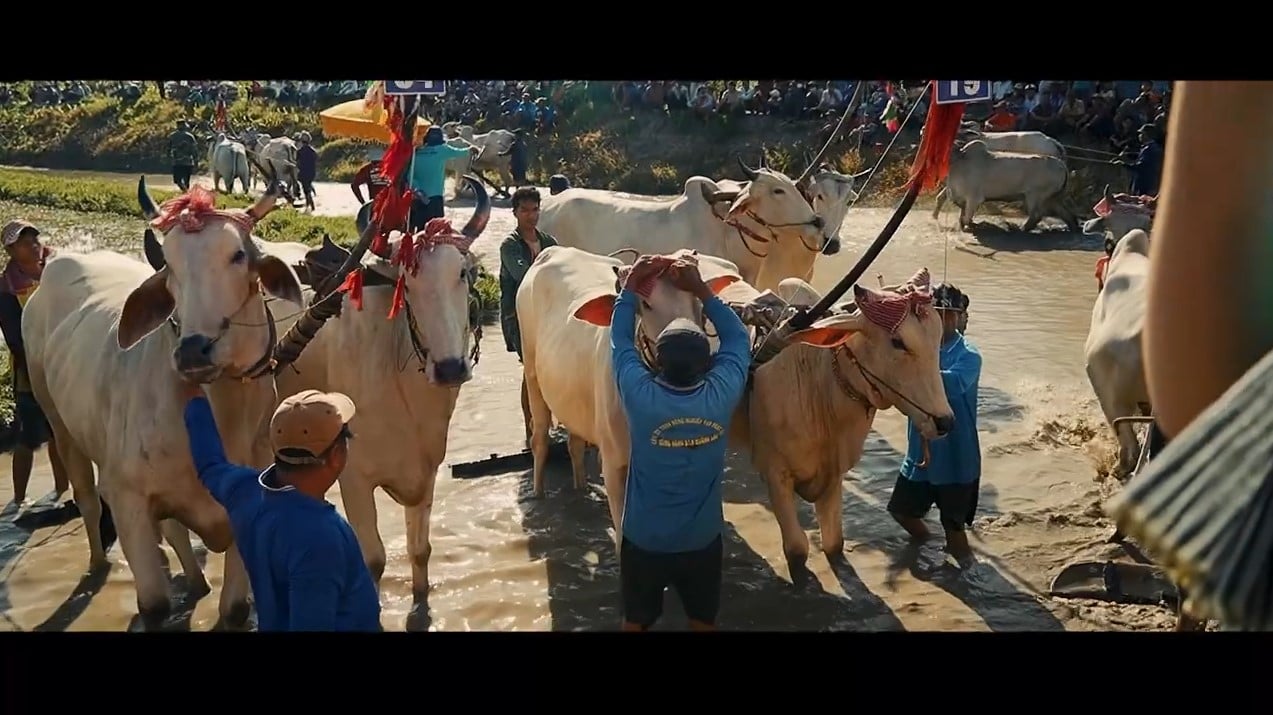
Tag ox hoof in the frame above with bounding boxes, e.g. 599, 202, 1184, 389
138, 602, 173, 631
221, 601, 252, 630
185, 575, 212, 600
821, 540, 846, 561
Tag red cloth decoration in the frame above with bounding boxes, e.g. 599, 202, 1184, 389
150, 185, 255, 235
857, 268, 933, 334
1093, 194, 1156, 218
616, 255, 678, 299
907, 81, 966, 193
337, 267, 365, 312
370, 98, 417, 256
214, 99, 228, 132
387, 274, 408, 320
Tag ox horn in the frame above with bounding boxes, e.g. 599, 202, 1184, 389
137, 176, 161, 220
700, 184, 740, 204
459, 174, 491, 240
737, 157, 759, 181
143, 228, 165, 271
795, 79, 865, 186
246, 181, 286, 223
1103, 183, 1115, 203
851, 167, 873, 180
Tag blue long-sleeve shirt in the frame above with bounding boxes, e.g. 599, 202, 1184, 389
1126, 141, 1164, 197
899, 333, 982, 486
612, 291, 750, 553
410, 143, 472, 198
182, 397, 381, 631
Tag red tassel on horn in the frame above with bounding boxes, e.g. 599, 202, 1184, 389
907, 81, 966, 193
387, 274, 408, 320
337, 267, 365, 312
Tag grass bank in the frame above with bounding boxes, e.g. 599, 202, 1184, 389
0, 81, 1124, 209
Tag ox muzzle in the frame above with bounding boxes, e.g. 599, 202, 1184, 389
175, 334, 220, 381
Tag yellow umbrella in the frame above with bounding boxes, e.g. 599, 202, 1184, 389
319, 98, 432, 144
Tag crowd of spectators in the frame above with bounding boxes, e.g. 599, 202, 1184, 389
0, 78, 1172, 162
609, 80, 1173, 159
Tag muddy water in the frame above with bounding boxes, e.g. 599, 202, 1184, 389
0, 169, 1174, 632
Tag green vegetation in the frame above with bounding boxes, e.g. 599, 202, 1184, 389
0, 80, 1126, 212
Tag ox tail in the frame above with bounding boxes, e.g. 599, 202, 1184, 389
1106, 346, 1273, 631
931, 185, 948, 220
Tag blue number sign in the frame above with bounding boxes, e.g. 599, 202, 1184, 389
934, 81, 991, 105
384, 80, 447, 96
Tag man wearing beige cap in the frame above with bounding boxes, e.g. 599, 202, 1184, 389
0, 219, 69, 507
180, 383, 381, 631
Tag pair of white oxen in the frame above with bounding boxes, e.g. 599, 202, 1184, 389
22, 158, 957, 631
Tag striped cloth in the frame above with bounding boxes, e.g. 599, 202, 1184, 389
1093, 194, 1156, 218
857, 271, 934, 334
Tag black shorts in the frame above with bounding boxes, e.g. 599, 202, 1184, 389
886, 474, 978, 532
13, 390, 51, 450
620, 535, 722, 627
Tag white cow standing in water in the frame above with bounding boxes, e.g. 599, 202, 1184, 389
21, 180, 305, 629
269, 177, 492, 604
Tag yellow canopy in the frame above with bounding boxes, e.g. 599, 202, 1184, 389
319, 99, 432, 144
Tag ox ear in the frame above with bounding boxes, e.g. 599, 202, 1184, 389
256, 254, 306, 306
119, 268, 174, 350
788, 312, 867, 350
572, 293, 617, 327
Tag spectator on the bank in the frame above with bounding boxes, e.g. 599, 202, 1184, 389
667, 82, 687, 112
1059, 88, 1086, 132
1078, 95, 1116, 139
643, 81, 666, 112
168, 120, 198, 192
717, 84, 741, 116
984, 101, 1017, 131
1111, 115, 1140, 155
1025, 92, 1055, 131
535, 97, 556, 134
765, 88, 782, 115
692, 86, 715, 121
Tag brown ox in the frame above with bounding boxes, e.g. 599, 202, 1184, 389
721, 269, 955, 573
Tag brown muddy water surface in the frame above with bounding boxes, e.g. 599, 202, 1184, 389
0, 168, 1177, 632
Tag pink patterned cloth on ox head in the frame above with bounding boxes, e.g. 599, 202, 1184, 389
853, 267, 934, 334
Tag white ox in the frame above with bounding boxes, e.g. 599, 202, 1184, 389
247, 134, 300, 196
1085, 228, 1153, 476
441, 123, 517, 196
268, 177, 492, 601
517, 245, 744, 532
716, 271, 955, 572
21, 181, 305, 630
537, 162, 834, 294
932, 139, 1081, 233
958, 125, 1067, 159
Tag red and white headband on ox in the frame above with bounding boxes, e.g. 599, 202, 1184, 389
856, 268, 934, 334
399, 217, 475, 275
616, 254, 688, 299
149, 186, 258, 236
1092, 194, 1156, 219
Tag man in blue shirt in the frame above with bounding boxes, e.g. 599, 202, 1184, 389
180, 384, 381, 631
410, 126, 478, 228
611, 255, 751, 632
887, 283, 983, 567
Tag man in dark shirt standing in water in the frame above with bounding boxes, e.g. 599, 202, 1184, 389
610, 255, 750, 631
500, 186, 558, 442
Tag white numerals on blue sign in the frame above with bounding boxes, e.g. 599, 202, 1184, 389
934, 81, 991, 105
384, 80, 447, 96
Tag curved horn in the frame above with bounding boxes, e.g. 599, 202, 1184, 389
851, 167, 873, 180
737, 157, 758, 181
607, 248, 642, 264
1103, 183, 1115, 203
460, 175, 490, 239
795, 80, 866, 186
758, 147, 767, 169
143, 228, 166, 271
246, 181, 285, 223
699, 184, 740, 204
138, 176, 161, 220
